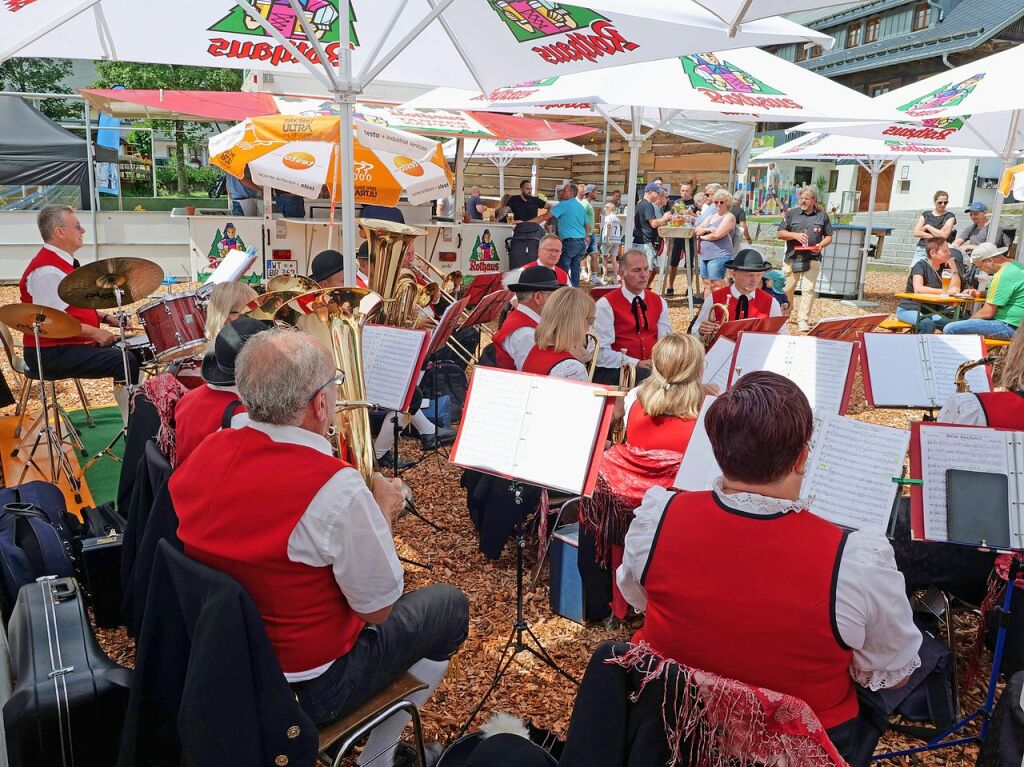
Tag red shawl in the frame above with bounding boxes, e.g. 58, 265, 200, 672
578, 443, 682, 566
131, 373, 187, 467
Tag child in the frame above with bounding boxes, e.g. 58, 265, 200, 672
762, 266, 790, 315
600, 203, 622, 285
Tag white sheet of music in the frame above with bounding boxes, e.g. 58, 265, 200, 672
919, 425, 1012, 541
863, 334, 989, 408
730, 334, 853, 416
453, 367, 607, 495
672, 396, 721, 491
361, 325, 427, 412
702, 338, 735, 392
802, 416, 909, 533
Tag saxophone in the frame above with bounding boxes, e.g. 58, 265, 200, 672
955, 354, 996, 393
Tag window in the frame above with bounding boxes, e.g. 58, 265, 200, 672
828, 170, 840, 193
867, 77, 901, 96
912, 3, 930, 31
846, 22, 862, 48
795, 43, 807, 62
899, 179, 912, 194
794, 166, 814, 187
809, 44, 824, 58
864, 17, 880, 43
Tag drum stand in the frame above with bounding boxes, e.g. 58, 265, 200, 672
79, 287, 134, 477
459, 484, 579, 736
14, 318, 83, 504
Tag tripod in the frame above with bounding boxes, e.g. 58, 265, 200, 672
460, 484, 579, 735
389, 410, 442, 533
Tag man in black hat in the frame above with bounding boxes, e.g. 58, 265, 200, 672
310, 249, 368, 289
174, 317, 265, 467
490, 265, 561, 370
691, 248, 784, 339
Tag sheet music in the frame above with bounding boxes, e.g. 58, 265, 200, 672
362, 325, 427, 412
863, 334, 989, 407
731, 334, 853, 415
702, 339, 735, 392
803, 416, 910, 533
453, 368, 608, 495
919, 425, 1010, 541
926, 335, 990, 403
673, 396, 721, 491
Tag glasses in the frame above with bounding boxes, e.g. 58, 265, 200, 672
936, 200, 948, 205
308, 369, 345, 404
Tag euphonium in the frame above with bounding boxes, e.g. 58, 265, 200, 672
609, 361, 637, 444
274, 287, 382, 483
955, 354, 996, 393
358, 217, 426, 327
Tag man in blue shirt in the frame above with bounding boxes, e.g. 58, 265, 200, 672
540, 183, 588, 286
226, 170, 261, 217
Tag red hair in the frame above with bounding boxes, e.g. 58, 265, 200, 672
705, 371, 812, 484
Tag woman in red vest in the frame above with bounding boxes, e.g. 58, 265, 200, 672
578, 334, 707, 622
939, 326, 1024, 427
203, 282, 257, 355
619, 372, 921, 767
521, 287, 594, 381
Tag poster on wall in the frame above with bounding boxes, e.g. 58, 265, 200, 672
187, 217, 264, 283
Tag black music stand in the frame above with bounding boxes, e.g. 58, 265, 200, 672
459, 484, 579, 735
388, 410, 442, 534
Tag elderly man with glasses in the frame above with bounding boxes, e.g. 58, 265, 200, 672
778, 188, 834, 332
172, 328, 469, 766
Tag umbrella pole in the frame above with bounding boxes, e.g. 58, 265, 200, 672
531, 161, 537, 194
498, 159, 505, 198
989, 109, 1022, 245
622, 108, 642, 251
852, 158, 882, 306
602, 122, 611, 200
337, 0, 357, 284
455, 138, 466, 222
84, 100, 99, 261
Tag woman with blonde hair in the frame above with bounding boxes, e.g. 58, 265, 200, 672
939, 326, 1024, 426
579, 332, 708, 621
203, 281, 257, 354
693, 189, 737, 290
521, 287, 595, 381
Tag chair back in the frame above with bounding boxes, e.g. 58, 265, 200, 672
0, 322, 27, 375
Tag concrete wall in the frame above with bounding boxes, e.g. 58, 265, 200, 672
888, 158, 976, 211
0, 211, 190, 282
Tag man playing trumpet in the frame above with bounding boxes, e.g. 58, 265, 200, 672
690, 248, 785, 341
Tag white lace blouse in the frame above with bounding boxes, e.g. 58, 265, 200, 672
617, 481, 922, 690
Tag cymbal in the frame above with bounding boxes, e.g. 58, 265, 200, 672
57, 257, 165, 309
274, 287, 382, 327
240, 290, 306, 322
265, 274, 320, 294
0, 303, 82, 340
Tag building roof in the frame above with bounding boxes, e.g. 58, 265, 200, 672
800, 0, 1024, 77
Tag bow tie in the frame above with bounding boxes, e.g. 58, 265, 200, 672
630, 295, 648, 333
72, 258, 81, 269
735, 294, 749, 320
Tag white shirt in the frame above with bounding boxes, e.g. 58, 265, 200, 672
618, 482, 922, 690
500, 304, 541, 370
549, 358, 589, 382
937, 392, 986, 425
245, 422, 404, 682
689, 284, 786, 337
206, 383, 250, 430
25, 244, 76, 311
594, 286, 671, 369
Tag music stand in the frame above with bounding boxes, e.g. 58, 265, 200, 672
712, 315, 787, 345
462, 273, 503, 308
459, 484, 579, 736
413, 298, 470, 467
807, 314, 888, 341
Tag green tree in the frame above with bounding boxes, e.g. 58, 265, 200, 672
0, 58, 81, 121
92, 62, 241, 195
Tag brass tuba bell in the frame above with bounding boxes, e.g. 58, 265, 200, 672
358, 217, 426, 327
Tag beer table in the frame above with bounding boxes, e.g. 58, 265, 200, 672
658, 224, 696, 313
893, 292, 974, 332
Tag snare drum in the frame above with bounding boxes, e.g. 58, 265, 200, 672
119, 334, 157, 366
136, 293, 207, 362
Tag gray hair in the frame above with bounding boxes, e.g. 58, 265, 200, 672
236, 328, 334, 426
617, 248, 647, 270
539, 233, 561, 249
800, 187, 819, 201
37, 205, 75, 241
705, 183, 722, 194
565, 183, 579, 197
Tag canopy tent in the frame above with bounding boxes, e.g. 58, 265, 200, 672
0, 94, 116, 211
759, 132, 997, 301
796, 42, 1024, 244
4, 0, 832, 279
78, 89, 597, 141
443, 137, 596, 196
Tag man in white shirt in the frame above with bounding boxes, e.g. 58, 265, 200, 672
690, 249, 786, 338
592, 249, 671, 385
618, 371, 920, 766
171, 329, 469, 766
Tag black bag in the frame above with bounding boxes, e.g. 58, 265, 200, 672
878, 629, 956, 739
64, 502, 128, 629
423, 360, 469, 421
4, 577, 132, 767
977, 670, 1024, 767
508, 222, 546, 269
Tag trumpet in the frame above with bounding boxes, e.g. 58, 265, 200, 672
701, 300, 731, 349
955, 354, 996, 393
609, 361, 637, 444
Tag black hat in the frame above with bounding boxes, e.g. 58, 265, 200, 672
724, 248, 772, 272
437, 733, 557, 767
311, 249, 344, 284
507, 265, 562, 292
201, 317, 266, 386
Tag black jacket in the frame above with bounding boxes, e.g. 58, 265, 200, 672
118, 540, 318, 767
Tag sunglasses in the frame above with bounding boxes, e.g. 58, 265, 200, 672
308, 369, 345, 404
936, 200, 948, 205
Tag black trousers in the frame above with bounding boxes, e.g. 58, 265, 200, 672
290, 584, 469, 726
592, 365, 652, 387
25, 343, 140, 385
826, 685, 889, 767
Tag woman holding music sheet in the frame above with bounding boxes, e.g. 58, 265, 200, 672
895, 237, 961, 334
577, 334, 707, 622
521, 287, 594, 381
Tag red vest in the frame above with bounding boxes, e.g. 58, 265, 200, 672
524, 261, 569, 285
634, 490, 857, 729
604, 288, 662, 362
709, 285, 776, 322
976, 391, 1024, 429
173, 385, 246, 467
625, 400, 696, 452
19, 247, 99, 347
172, 427, 364, 674
491, 308, 538, 370
522, 346, 576, 376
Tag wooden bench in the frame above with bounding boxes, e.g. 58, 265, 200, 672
985, 338, 1012, 353
878, 317, 913, 332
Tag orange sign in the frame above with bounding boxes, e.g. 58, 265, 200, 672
394, 155, 424, 177
282, 151, 316, 170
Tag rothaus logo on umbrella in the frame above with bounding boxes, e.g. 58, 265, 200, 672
206, 0, 358, 67
682, 54, 804, 110
6, 0, 38, 12
488, 1, 639, 66
877, 73, 984, 142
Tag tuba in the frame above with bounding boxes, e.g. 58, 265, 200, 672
609, 361, 637, 444
955, 354, 996, 393
274, 287, 382, 483
358, 217, 425, 327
